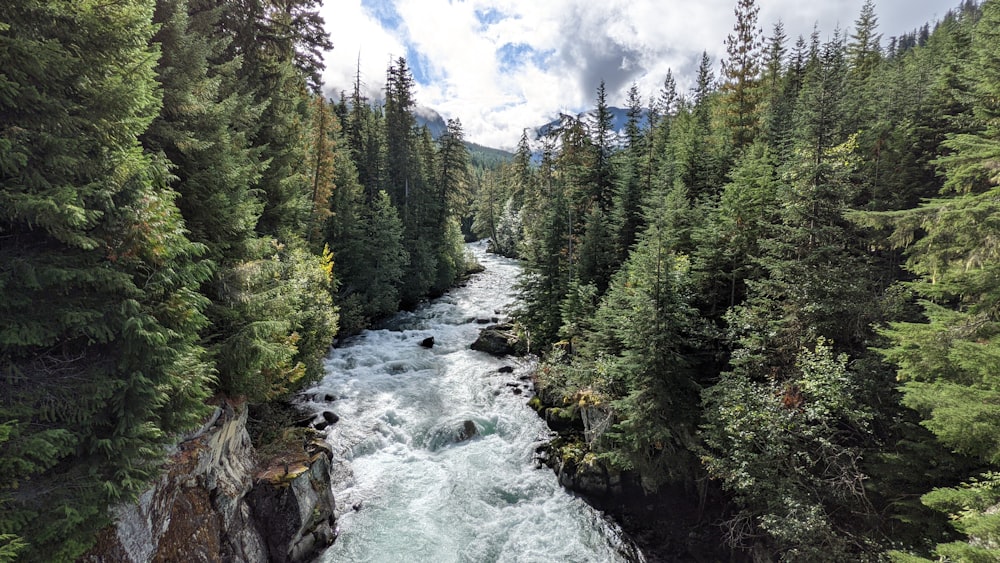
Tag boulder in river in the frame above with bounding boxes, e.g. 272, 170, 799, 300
419, 336, 435, 348
456, 420, 478, 442
471, 323, 519, 357
313, 411, 339, 431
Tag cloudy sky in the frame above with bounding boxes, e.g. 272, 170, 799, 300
319, 0, 949, 149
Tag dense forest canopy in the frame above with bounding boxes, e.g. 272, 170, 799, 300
0, 0, 473, 559
1, 0, 999, 561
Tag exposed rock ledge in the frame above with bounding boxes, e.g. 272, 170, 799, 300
81, 401, 335, 563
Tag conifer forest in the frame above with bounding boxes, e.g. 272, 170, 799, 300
3, 0, 1000, 561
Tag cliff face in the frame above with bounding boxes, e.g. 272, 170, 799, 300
81, 402, 335, 563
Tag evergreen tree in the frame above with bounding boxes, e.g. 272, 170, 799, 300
873, 3, 1000, 558
0, 1, 213, 558
721, 0, 764, 152
590, 81, 616, 211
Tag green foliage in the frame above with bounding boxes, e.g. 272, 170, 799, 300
0, 0, 215, 558
701, 339, 873, 560
499, 3, 1000, 559
921, 474, 1000, 562
334, 190, 409, 333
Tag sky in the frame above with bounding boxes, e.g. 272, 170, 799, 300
318, 0, 951, 150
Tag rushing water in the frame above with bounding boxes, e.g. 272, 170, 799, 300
302, 242, 641, 563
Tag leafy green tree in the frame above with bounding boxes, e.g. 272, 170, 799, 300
702, 340, 873, 561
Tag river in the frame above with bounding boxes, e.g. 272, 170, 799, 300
301, 242, 641, 563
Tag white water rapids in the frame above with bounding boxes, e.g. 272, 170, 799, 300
302, 242, 642, 563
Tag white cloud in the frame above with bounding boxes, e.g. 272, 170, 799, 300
319, 0, 407, 102
320, 0, 953, 149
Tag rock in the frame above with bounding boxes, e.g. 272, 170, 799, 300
419, 336, 435, 348
305, 439, 333, 459
81, 401, 267, 563
471, 324, 517, 357
498, 366, 515, 374
249, 448, 336, 563
456, 420, 478, 442
475, 318, 492, 325
292, 414, 314, 428
313, 393, 336, 403
512, 388, 523, 395
313, 411, 339, 431
83, 403, 338, 563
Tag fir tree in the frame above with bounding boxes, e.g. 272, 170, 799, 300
0, 1, 213, 558
721, 0, 764, 152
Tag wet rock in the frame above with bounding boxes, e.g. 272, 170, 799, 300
475, 318, 492, 325
419, 336, 435, 348
456, 420, 478, 442
498, 366, 515, 374
292, 414, 314, 428
313, 411, 339, 431
512, 388, 523, 395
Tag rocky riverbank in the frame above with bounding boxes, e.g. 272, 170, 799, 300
469, 323, 739, 562
81, 400, 335, 563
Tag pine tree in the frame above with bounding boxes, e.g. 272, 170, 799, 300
590, 81, 616, 212
610, 84, 647, 265
384, 57, 419, 215
306, 95, 337, 249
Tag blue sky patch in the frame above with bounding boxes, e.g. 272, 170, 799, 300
406, 46, 432, 84
361, 0, 404, 31
475, 7, 506, 29
497, 43, 552, 73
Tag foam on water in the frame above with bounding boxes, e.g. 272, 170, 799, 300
306, 243, 642, 563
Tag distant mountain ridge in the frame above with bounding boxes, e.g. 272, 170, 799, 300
413, 106, 514, 167
414, 104, 648, 156
414, 105, 448, 139
530, 106, 648, 146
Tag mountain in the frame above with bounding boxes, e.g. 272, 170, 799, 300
414, 106, 514, 168
516, 106, 648, 163
530, 106, 649, 148
467, 142, 514, 169
414, 105, 448, 138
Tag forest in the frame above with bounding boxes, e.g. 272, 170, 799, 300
479, 0, 1000, 560
0, 0, 474, 559
2, 0, 1000, 561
